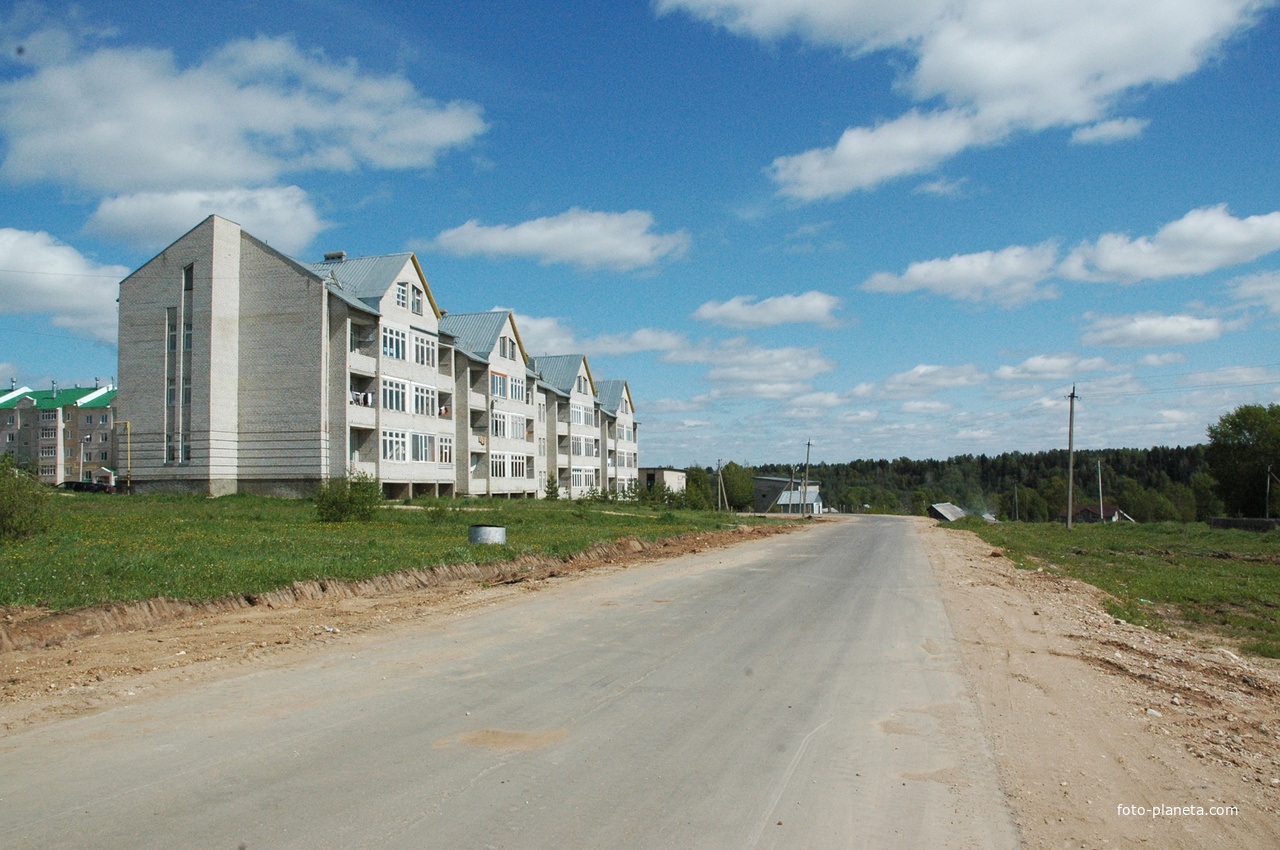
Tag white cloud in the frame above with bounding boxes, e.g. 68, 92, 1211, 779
770, 109, 991, 199
901, 400, 952, 414
1070, 117, 1149, 144
434, 208, 690, 272
0, 228, 127, 343
1138, 352, 1188, 367
1179, 365, 1280, 388
663, 0, 1263, 198
0, 34, 486, 193
880, 363, 988, 398
85, 186, 327, 255
994, 353, 1111, 381
863, 242, 1059, 305
1081, 312, 1227, 347
1230, 271, 1280, 314
1061, 205, 1280, 283
914, 176, 968, 197
693, 290, 841, 328
666, 336, 835, 399
510, 312, 687, 358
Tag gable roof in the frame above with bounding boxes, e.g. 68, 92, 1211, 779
595, 379, 629, 416
532, 354, 592, 398
440, 311, 515, 364
302, 252, 440, 318
0, 386, 108, 410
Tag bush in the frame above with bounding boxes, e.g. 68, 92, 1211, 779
314, 470, 382, 522
0, 455, 52, 541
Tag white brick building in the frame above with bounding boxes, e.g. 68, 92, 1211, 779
115, 215, 637, 498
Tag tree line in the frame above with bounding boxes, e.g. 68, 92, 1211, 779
664, 404, 1280, 522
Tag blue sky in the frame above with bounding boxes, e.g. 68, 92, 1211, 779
2, 0, 1279, 468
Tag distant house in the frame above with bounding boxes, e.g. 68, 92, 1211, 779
641, 467, 686, 494
1, 383, 118, 486
753, 476, 822, 514
928, 503, 967, 522
1064, 503, 1135, 524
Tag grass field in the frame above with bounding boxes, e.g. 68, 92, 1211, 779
955, 518, 1280, 657
0, 493, 762, 611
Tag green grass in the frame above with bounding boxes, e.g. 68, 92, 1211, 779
0, 493, 767, 611
952, 517, 1280, 657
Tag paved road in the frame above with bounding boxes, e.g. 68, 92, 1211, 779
0, 516, 1018, 849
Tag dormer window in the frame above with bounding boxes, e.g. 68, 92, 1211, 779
411, 286, 424, 315
395, 282, 408, 309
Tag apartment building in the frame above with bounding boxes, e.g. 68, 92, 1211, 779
0, 384, 118, 486
439, 312, 543, 498
530, 355, 603, 499
596, 380, 639, 495
303, 252, 457, 500
115, 214, 637, 498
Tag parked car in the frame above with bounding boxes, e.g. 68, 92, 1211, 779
59, 480, 116, 494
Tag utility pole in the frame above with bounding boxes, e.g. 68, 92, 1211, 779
1066, 385, 1078, 530
803, 439, 812, 516
1098, 460, 1105, 522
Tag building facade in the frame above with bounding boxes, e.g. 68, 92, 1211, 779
1, 384, 119, 486
115, 215, 637, 498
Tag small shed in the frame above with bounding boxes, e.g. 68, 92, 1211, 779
753, 476, 822, 514
928, 502, 967, 522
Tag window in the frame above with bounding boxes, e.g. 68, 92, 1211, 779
537, 401, 546, 423
40, 411, 57, 421
168, 314, 178, 351
82, 450, 92, 462
40, 427, 56, 440
99, 451, 109, 462
85, 415, 94, 425
183, 264, 194, 291
99, 432, 109, 443
571, 403, 592, 426
490, 453, 508, 479
39, 464, 56, 477
510, 376, 526, 403
381, 430, 407, 462
184, 322, 193, 351
100, 414, 109, 425
4, 433, 13, 443
411, 287, 424, 315
577, 376, 588, 393
165, 434, 190, 464
382, 327, 407, 360
395, 282, 407, 309
621, 398, 630, 414
413, 385, 436, 417
572, 467, 597, 489
5, 415, 12, 425
40, 446, 56, 458
438, 435, 453, 464
511, 414, 527, 440
490, 372, 507, 399
510, 454, 528, 479
382, 379, 406, 412
412, 433, 435, 462
414, 335, 436, 367
490, 412, 508, 439
571, 436, 583, 457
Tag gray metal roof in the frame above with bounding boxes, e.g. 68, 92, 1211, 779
302, 253, 415, 312
595, 379, 626, 415
531, 354, 586, 398
929, 502, 967, 522
439, 311, 510, 364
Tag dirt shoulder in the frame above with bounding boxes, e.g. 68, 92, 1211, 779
0, 522, 795, 732
918, 517, 1280, 849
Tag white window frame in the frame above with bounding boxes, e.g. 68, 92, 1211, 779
412, 433, 435, 462
490, 372, 508, 399
382, 379, 407, 412
438, 435, 453, 465
413, 385, 436, 417
382, 327, 407, 360
411, 286, 423, 315
381, 430, 407, 462
491, 411, 508, 439
395, 282, 407, 309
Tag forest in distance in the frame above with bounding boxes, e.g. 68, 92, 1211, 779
753, 445, 1220, 522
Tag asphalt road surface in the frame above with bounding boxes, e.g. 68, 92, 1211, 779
0, 515, 1018, 849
